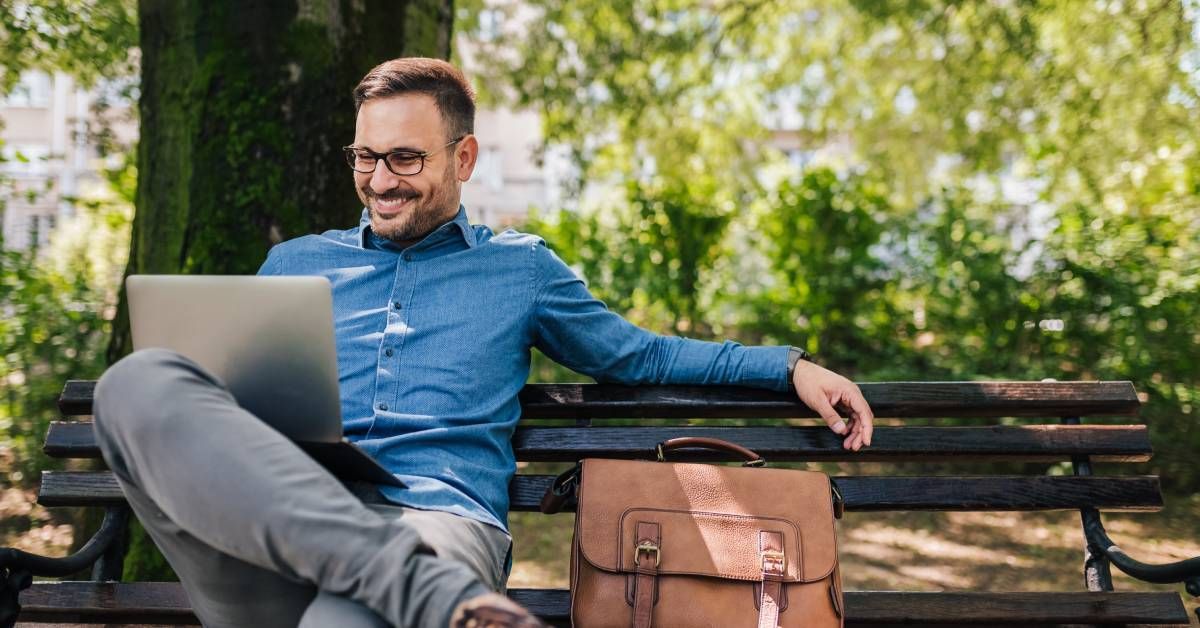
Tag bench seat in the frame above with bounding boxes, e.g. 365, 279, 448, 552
18, 582, 1192, 626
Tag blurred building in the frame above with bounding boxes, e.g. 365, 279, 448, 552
0, 71, 134, 251
1, 60, 565, 252
457, 6, 569, 230
460, 106, 567, 229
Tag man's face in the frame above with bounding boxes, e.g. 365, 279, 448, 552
352, 94, 477, 245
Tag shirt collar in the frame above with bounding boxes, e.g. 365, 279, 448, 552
357, 205, 476, 252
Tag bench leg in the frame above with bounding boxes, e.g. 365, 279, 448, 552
92, 507, 131, 582
0, 566, 32, 628
1063, 417, 1115, 592
1064, 416, 1200, 621
1080, 510, 1114, 591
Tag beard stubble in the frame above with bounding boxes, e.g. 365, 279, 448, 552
360, 160, 460, 245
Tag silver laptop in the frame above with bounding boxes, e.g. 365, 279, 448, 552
126, 274, 403, 487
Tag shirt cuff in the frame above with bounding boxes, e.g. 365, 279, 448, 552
739, 344, 793, 392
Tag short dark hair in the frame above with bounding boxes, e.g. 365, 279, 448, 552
353, 57, 476, 140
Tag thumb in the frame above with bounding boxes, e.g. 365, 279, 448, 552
808, 393, 848, 435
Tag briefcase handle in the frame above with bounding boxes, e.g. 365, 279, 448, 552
656, 437, 767, 467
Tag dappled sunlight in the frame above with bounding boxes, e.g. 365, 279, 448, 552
894, 564, 974, 588
0, 488, 73, 558
508, 559, 567, 589
509, 506, 1199, 624
845, 521, 1035, 566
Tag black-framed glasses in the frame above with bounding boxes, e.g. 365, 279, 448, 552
342, 137, 465, 176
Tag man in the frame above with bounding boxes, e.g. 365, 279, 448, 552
93, 57, 874, 628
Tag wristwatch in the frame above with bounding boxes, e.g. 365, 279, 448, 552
786, 346, 813, 382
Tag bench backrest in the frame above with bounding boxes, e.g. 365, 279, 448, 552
43, 380, 1161, 514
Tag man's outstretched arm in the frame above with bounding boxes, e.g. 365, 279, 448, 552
529, 241, 873, 450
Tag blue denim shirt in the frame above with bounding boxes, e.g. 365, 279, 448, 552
258, 207, 790, 531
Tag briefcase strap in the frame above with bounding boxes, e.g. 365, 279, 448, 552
633, 521, 661, 628
758, 531, 786, 628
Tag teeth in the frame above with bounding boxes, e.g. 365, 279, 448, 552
376, 197, 411, 209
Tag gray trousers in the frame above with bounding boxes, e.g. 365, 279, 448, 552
93, 348, 507, 628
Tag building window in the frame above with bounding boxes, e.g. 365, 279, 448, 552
477, 147, 504, 190
1, 144, 52, 176
1, 71, 52, 108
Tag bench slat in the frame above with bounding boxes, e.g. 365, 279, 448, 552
18, 583, 1190, 625
59, 380, 1141, 418
44, 422, 1155, 463
38, 471, 1164, 512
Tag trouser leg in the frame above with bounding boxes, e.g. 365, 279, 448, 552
296, 504, 513, 627
368, 505, 512, 594
93, 348, 487, 628
115, 474, 318, 627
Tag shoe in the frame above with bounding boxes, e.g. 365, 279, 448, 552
449, 592, 547, 627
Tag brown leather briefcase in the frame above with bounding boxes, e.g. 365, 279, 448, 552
542, 437, 844, 628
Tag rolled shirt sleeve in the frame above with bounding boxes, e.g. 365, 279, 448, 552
530, 241, 791, 392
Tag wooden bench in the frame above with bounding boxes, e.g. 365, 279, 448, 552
3, 379, 1198, 626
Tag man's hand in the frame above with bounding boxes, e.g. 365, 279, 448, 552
791, 360, 874, 451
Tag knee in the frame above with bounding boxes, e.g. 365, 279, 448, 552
94, 348, 199, 440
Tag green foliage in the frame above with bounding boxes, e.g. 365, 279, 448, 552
0, 0, 137, 92
1036, 203, 1200, 486
0, 167, 133, 485
480, 0, 1200, 489
532, 178, 733, 334
740, 169, 903, 373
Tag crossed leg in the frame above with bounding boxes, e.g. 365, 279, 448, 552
93, 348, 490, 628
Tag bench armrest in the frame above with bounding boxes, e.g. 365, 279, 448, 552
1081, 507, 1200, 622
0, 507, 129, 628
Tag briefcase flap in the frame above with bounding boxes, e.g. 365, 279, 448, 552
576, 458, 837, 583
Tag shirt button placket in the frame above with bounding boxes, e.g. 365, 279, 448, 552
377, 255, 413, 420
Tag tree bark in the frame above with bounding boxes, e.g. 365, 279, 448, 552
103, 0, 454, 579
108, 0, 454, 363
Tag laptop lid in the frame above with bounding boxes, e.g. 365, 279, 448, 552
126, 275, 343, 443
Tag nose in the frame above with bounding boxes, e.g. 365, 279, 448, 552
367, 159, 401, 194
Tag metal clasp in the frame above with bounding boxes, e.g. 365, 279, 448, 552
761, 549, 786, 572
635, 541, 661, 567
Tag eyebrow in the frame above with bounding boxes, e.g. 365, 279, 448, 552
350, 144, 425, 154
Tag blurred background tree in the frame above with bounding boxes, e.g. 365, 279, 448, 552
468, 0, 1199, 488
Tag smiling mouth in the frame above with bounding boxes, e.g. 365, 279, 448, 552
372, 194, 418, 216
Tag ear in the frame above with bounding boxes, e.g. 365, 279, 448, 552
454, 134, 479, 182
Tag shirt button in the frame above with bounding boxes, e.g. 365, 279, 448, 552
384, 348, 394, 357
403, 253, 413, 261
378, 402, 388, 411
393, 301, 402, 310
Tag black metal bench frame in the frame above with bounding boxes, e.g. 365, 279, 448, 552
2, 380, 1198, 626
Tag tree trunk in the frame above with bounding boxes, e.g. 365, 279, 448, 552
103, 0, 454, 580
108, 0, 454, 362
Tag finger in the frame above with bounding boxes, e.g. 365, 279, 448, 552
810, 394, 849, 435
845, 389, 874, 447
844, 415, 860, 450
840, 414, 857, 449
843, 417, 859, 451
